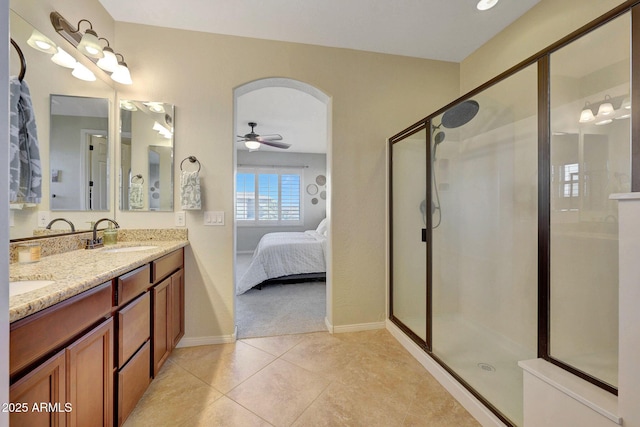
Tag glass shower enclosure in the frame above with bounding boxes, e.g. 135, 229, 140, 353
389, 6, 632, 426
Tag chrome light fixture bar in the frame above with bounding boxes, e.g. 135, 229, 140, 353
50, 11, 133, 84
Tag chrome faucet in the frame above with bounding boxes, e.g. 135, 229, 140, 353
45, 218, 75, 232
85, 218, 120, 249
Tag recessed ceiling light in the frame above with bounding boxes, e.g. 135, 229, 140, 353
477, 0, 499, 11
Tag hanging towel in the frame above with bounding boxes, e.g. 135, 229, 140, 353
129, 182, 144, 210
180, 170, 201, 210
9, 77, 42, 204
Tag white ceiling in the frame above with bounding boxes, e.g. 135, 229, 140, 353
99, 0, 540, 62
98, 0, 541, 154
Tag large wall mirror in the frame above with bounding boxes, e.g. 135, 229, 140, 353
9, 9, 115, 240
50, 95, 110, 211
119, 100, 174, 212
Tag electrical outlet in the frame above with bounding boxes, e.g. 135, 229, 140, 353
175, 211, 186, 227
37, 211, 50, 228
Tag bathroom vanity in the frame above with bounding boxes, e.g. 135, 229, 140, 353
8, 235, 187, 427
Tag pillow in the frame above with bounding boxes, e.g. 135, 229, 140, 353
316, 218, 328, 236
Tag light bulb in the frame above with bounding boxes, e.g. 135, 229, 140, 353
579, 107, 595, 123
477, 0, 499, 11
111, 62, 133, 85
77, 29, 104, 59
71, 63, 96, 81
26, 30, 57, 54
51, 47, 77, 68
97, 47, 118, 72
245, 140, 261, 150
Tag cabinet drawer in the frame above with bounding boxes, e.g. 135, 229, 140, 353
117, 341, 151, 426
152, 248, 183, 283
10, 282, 112, 378
117, 264, 151, 306
118, 292, 150, 367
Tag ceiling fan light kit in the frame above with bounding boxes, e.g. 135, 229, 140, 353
237, 122, 291, 150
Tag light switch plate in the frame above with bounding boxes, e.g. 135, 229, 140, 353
175, 211, 186, 227
37, 211, 50, 228
204, 211, 225, 226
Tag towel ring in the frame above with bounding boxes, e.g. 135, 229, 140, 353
180, 156, 201, 173
10, 38, 26, 81
131, 174, 144, 184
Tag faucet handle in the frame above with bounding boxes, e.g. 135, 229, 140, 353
84, 237, 104, 250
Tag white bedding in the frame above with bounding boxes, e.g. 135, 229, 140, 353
236, 230, 326, 295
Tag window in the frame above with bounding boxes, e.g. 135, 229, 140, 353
236, 167, 302, 225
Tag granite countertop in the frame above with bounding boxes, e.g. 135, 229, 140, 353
9, 240, 189, 323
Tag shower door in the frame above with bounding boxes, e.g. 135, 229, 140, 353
430, 65, 539, 426
390, 126, 427, 343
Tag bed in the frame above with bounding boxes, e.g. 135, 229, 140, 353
236, 220, 328, 295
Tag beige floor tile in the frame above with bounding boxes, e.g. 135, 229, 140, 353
227, 358, 330, 427
123, 361, 223, 427
241, 334, 306, 357
171, 341, 276, 393
292, 380, 409, 427
280, 332, 361, 379
178, 396, 273, 427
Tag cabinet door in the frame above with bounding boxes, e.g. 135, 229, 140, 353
10, 350, 66, 427
66, 318, 113, 427
152, 277, 171, 377
170, 269, 185, 348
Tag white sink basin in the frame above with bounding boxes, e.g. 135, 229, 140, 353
101, 245, 158, 253
10, 280, 56, 297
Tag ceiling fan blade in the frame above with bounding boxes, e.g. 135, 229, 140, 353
257, 134, 283, 141
259, 140, 291, 149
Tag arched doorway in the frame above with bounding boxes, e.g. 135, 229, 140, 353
233, 77, 332, 338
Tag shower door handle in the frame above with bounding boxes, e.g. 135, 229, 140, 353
421, 228, 427, 242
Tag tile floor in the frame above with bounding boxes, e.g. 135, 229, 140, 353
124, 329, 481, 427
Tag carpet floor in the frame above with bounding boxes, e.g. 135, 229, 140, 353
235, 254, 327, 339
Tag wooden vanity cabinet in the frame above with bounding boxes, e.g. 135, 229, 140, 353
10, 317, 114, 427
151, 249, 185, 376
113, 271, 151, 426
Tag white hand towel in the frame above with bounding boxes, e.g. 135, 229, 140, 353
181, 170, 201, 210
129, 182, 144, 210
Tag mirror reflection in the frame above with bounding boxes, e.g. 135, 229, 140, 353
119, 100, 174, 211
50, 95, 109, 211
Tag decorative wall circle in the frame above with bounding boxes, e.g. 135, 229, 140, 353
315, 175, 326, 186
306, 184, 318, 195
320, 190, 326, 200
311, 198, 318, 205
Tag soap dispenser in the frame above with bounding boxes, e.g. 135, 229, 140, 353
103, 223, 118, 245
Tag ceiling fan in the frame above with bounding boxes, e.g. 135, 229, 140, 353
237, 122, 291, 150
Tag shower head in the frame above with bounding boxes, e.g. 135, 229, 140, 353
434, 131, 445, 145
441, 100, 479, 129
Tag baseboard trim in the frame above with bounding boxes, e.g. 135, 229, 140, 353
386, 320, 507, 427
324, 317, 334, 333
332, 321, 386, 334
175, 326, 237, 348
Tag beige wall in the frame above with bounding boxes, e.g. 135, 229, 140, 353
113, 23, 459, 338
460, 0, 627, 94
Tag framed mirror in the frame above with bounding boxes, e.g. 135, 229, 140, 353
50, 95, 110, 211
119, 100, 175, 211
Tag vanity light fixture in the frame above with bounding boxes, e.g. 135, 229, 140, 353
26, 30, 57, 54
96, 38, 118, 72
579, 102, 595, 123
71, 62, 96, 81
75, 20, 104, 59
597, 95, 614, 117
50, 47, 77, 68
50, 11, 134, 84
120, 100, 138, 111
144, 102, 165, 113
477, 0, 499, 11
110, 54, 133, 85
